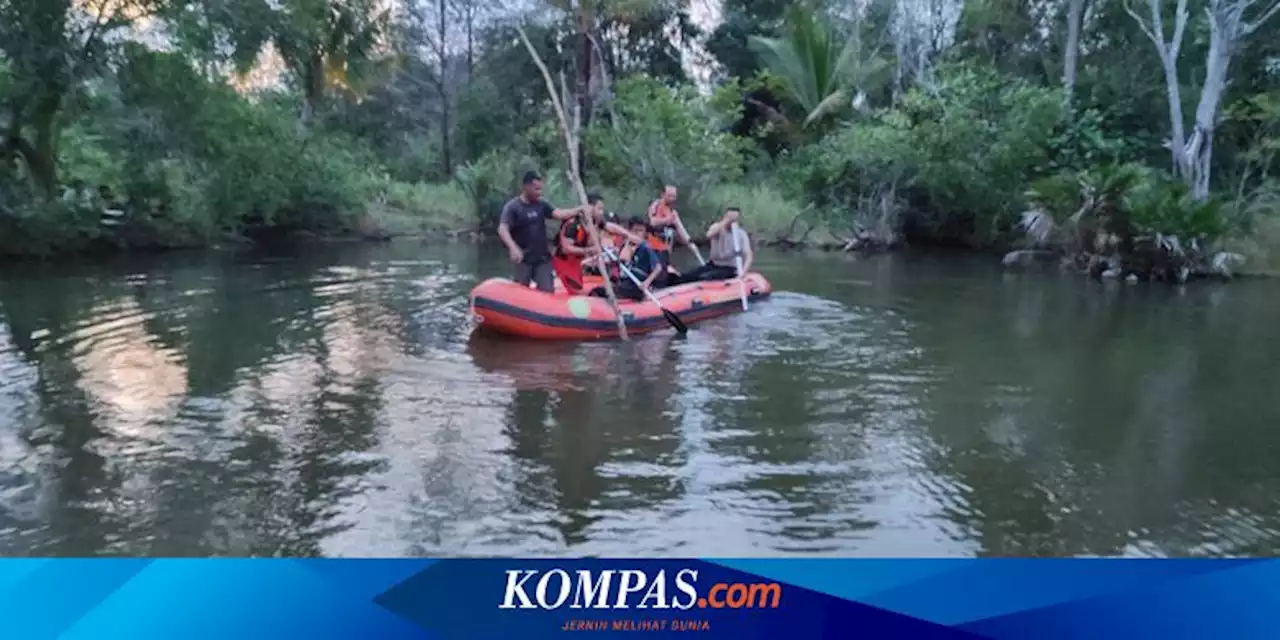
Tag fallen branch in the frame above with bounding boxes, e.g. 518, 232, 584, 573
517, 24, 629, 340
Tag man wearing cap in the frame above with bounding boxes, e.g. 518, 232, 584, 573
497, 170, 592, 292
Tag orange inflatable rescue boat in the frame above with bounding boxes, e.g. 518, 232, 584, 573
470, 273, 772, 340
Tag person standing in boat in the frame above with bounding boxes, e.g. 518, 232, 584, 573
552, 192, 641, 294
497, 170, 593, 293
675, 207, 753, 283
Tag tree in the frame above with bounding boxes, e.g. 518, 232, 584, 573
184, 0, 391, 128
747, 4, 889, 130
536, 0, 692, 176
1, 0, 171, 194
1063, 0, 1090, 107
706, 0, 792, 81
404, 0, 456, 174
1126, 0, 1280, 198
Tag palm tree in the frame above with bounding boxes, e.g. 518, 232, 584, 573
747, 4, 886, 130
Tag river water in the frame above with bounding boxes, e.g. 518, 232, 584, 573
1, 241, 1278, 557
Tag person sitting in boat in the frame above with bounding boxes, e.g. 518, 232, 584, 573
583, 210, 622, 277
551, 192, 640, 294
673, 206, 753, 283
647, 185, 689, 279
589, 216, 665, 302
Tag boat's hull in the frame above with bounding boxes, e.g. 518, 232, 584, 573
469, 273, 772, 340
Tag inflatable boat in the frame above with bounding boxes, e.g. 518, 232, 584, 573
469, 273, 772, 340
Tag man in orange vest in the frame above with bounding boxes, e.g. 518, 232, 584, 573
551, 192, 641, 294
647, 185, 691, 277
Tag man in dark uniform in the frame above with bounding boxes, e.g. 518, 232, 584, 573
496, 170, 590, 292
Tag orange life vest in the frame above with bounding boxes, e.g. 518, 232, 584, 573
648, 200, 678, 251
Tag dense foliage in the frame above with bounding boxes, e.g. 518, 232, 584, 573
1, 0, 1278, 275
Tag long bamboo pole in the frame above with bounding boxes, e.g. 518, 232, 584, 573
516, 24, 629, 340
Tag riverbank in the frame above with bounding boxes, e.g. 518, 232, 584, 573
4, 192, 1278, 280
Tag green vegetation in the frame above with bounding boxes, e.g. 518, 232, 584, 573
2, 0, 1279, 278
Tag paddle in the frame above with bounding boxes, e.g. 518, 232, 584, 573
672, 217, 705, 265
731, 222, 748, 311
603, 247, 688, 335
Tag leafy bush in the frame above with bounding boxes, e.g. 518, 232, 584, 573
454, 150, 578, 230
586, 74, 749, 204
366, 178, 473, 232
1126, 174, 1230, 243
786, 62, 1061, 245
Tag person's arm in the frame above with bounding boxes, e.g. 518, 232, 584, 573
498, 223, 516, 250
706, 219, 727, 238
497, 203, 522, 256
603, 222, 643, 245
550, 202, 585, 221
558, 227, 592, 256
641, 248, 661, 289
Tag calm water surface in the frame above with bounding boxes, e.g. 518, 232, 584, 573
2, 242, 1279, 557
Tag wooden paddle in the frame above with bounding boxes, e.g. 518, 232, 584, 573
673, 217, 705, 265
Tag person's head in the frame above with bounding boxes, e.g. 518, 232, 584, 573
521, 170, 543, 200
627, 216, 649, 237
586, 191, 605, 218
723, 206, 741, 225
662, 184, 678, 204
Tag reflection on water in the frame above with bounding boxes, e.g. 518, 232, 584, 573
2, 244, 1280, 557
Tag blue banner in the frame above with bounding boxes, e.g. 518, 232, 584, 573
1, 558, 1275, 639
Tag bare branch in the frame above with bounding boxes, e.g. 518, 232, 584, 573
1122, 0, 1166, 52
1169, 0, 1190, 58
516, 23, 630, 340
1243, 0, 1280, 32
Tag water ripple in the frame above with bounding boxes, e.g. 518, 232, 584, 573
1, 247, 1279, 556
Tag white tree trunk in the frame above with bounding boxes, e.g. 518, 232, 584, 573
1063, 0, 1087, 108
1186, 0, 1279, 199
1125, 0, 1190, 175
1128, 0, 1280, 199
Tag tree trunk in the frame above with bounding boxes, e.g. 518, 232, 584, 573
1161, 58, 1190, 178
575, 12, 593, 178
1187, 21, 1232, 200
15, 89, 65, 196
1063, 0, 1086, 109
441, 98, 452, 177
437, 0, 452, 176
300, 53, 325, 131
466, 4, 474, 83
1126, 0, 1190, 177
517, 25, 629, 341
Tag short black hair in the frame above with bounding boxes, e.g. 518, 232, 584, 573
627, 215, 648, 229
522, 170, 542, 184
726, 206, 741, 214
586, 191, 604, 205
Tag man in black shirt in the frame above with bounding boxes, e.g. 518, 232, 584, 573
497, 171, 590, 292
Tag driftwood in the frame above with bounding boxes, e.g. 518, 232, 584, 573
516, 24, 630, 340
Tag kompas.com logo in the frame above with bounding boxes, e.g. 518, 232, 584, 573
498, 568, 783, 610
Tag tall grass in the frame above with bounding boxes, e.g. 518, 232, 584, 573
692, 183, 808, 237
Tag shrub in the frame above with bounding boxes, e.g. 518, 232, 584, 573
585, 74, 749, 205
791, 62, 1061, 245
